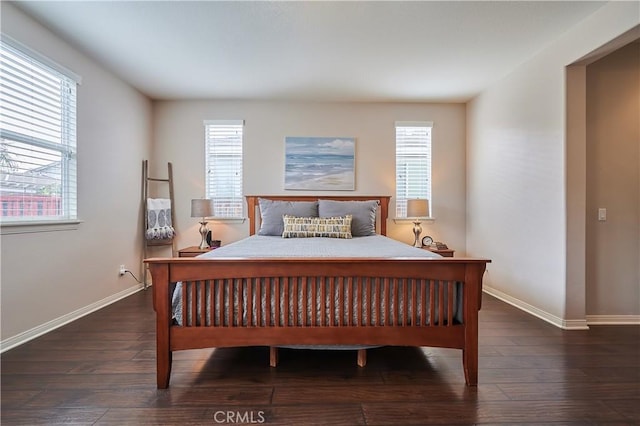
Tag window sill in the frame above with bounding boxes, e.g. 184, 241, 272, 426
0, 219, 82, 235
209, 217, 246, 224
393, 217, 435, 224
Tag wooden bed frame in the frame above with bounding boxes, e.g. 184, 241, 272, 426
146, 195, 490, 389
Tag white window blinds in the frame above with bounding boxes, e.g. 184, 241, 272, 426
204, 120, 244, 218
0, 36, 79, 222
395, 121, 432, 218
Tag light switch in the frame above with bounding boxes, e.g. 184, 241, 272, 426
598, 208, 607, 221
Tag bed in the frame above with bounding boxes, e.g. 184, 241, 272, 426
146, 195, 490, 388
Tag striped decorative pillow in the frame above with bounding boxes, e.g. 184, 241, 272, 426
282, 215, 352, 239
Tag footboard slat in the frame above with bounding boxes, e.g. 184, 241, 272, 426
181, 280, 187, 327
239, 279, 244, 327
394, 279, 399, 326
302, 277, 308, 327
228, 279, 233, 327
262, 280, 272, 327
208, 280, 214, 326
339, 277, 344, 326
199, 281, 206, 326
283, 277, 289, 327
384, 278, 390, 326
376, 278, 382, 326
245, 278, 251, 327
439, 281, 445, 326
328, 277, 332, 326
348, 277, 354, 326
448, 281, 454, 326
310, 279, 318, 326
190, 280, 197, 327
292, 279, 298, 327
367, 278, 372, 326
275, 278, 280, 327
218, 280, 224, 327
357, 278, 363, 326
403, 279, 408, 326
420, 280, 426, 326
412, 279, 417, 327
430, 281, 436, 326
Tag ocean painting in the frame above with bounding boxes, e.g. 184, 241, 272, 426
284, 137, 355, 190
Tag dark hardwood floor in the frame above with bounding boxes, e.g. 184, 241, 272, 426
2, 290, 639, 425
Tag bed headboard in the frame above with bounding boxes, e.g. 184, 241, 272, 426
245, 195, 391, 236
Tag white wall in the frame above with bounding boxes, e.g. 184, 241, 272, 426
0, 4, 153, 345
467, 2, 639, 326
152, 100, 466, 252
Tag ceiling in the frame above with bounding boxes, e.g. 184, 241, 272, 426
12, 1, 606, 102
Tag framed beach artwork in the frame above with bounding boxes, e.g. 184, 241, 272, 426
284, 136, 355, 190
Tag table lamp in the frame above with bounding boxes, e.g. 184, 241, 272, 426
406, 198, 430, 248
191, 198, 215, 249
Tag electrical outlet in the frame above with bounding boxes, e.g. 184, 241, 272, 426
119, 265, 126, 276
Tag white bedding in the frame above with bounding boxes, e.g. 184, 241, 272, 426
198, 234, 442, 259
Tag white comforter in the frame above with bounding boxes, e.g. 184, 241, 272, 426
197, 234, 441, 259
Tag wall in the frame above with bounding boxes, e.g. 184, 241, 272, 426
466, 2, 639, 327
152, 101, 466, 251
585, 42, 640, 317
0, 4, 153, 346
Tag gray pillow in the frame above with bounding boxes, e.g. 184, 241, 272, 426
318, 199, 378, 236
257, 198, 319, 236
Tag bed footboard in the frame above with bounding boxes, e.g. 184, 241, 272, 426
147, 257, 489, 388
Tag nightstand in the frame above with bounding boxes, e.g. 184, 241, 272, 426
423, 247, 455, 257
178, 246, 218, 257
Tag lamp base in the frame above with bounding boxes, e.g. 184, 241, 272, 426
412, 221, 422, 247
198, 221, 210, 250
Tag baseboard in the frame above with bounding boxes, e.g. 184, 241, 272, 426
586, 315, 640, 325
483, 286, 589, 330
0, 284, 145, 353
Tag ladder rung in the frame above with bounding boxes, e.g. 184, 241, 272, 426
146, 239, 173, 246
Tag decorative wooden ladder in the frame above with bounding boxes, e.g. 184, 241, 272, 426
142, 160, 176, 289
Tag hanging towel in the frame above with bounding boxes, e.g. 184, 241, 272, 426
146, 198, 175, 240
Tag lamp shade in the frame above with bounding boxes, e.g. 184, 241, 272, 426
191, 199, 214, 218
406, 199, 429, 218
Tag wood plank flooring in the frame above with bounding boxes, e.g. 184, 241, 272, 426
2, 290, 639, 425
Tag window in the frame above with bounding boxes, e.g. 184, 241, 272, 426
395, 121, 432, 218
204, 120, 244, 218
0, 36, 79, 223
